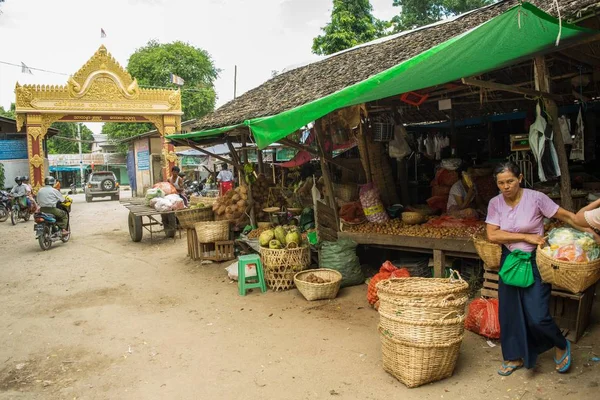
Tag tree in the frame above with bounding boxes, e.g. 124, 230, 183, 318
391, 0, 495, 32
312, 0, 389, 56
47, 123, 94, 154
0, 103, 15, 118
103, 40, 219, 145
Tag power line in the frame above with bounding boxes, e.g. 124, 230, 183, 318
0, 61, 68, 76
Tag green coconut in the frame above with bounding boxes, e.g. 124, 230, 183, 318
259, 230, 275, 247
285, 231, 301, 247
269, 239, 282, 249
274, 226, 287, 246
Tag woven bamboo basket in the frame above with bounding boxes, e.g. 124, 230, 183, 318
379, 327, 463, 388
190, 195, 218, 206
260, 246, 311, 270
194, 220, 229, 244
402, 212, 425, 225
175, 207, 214, 229
472, 236, 501, 270
536, 246, 600, 294
379, 311, 465, 343
257, 222, 272, 229
377, 294, 468, 322
294, 269, 342, 301
264, 265, 307, 291
376, 271, 469, 300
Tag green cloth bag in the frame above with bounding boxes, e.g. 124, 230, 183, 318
499, 249, 534, 288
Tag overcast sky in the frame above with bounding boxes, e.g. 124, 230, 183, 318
0, 0, 397, 133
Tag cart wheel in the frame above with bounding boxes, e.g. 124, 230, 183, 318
162, 214, 176, 238
128, 212, 143, 242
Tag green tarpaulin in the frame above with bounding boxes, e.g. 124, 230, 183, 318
167, 2, 595, 149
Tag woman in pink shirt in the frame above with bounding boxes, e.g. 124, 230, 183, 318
486, 162, 585, 376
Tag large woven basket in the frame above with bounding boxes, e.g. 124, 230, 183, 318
377, 294, 468, 322
260, 246, 311, 270
379, 311, 465, 343
294, 269, 342, 301
377, 271, 469, 300
175, 207, 214, 229
472, 236, 501, 270
536, 246, 600, 294
264, 265, 307, 291
334, 183, 358, 202
194, 220, 229, 243
379, 327, 463, 388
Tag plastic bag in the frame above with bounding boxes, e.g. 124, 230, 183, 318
153, 181, 177, 195
320, 239, 364, 287
389, 125, 412, 159
165, 194, 185, 211
465, 298, 500, 339
359, 183, 389, 223
145, 188, 164, 204
367, 261, 410, 305
154, 198, 173, 212
546, 227, 600, 261
555, 244, 587, 262
225, 260, 256, 281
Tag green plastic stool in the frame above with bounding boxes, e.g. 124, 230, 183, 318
238, 254, 267, 296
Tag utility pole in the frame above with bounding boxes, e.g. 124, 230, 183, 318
77, 123, 84, 189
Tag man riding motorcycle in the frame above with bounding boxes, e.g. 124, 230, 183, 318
10, 176, 29, 209
36, 176, 69, 235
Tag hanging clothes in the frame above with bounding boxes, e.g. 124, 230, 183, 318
528, 104, 560, 182
570, 107, 585, 161
558, 115, 572, 145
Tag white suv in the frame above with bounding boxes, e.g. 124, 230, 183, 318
85, 171, 120, 202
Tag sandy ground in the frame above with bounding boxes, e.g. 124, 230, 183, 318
0, 191, 599, 400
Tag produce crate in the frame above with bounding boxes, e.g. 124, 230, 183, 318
481, 268, 595, 343
198, 240, 236, 263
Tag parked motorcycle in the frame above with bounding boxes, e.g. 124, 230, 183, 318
34, 196, 72, 251
10, 195, 31, 225
184, 180, 202, 197
0, 190, 10, 223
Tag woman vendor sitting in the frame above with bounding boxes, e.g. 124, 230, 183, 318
486, 161, 589, 376
446, 166, 483, 219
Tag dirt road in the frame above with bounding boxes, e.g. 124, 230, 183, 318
0, 192, 598, 399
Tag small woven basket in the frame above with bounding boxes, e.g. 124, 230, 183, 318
379, 327, 463, 388
294, 269, 342, 301
194, 220, 229, 243
402, 212, 425, 225
536, 246, 600, 294
175, 207, 214, 229
472, 236, 501, 270
257, 222, 272, 229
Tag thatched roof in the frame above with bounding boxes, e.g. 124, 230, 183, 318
193, 0, 598, 131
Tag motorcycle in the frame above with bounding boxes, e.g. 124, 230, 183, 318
0, 190, 10, 223
34, 196, 72, 251
10, 195, 31, 225
184, 180, 202, 197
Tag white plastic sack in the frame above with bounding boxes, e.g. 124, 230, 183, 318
225, 259, 257, 281
154, 198, 174, 212
165, 194, 184, 210
389, 125, 412, 159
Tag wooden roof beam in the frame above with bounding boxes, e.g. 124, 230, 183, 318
461, 77, 563, 101
559, 48, 600, 67
169, 138, 239, 168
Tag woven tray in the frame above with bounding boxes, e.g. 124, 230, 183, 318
536, 246, 600, 294
472, 236, 501, 270
294, 269, 342, 301
175, 206, 214, 229
402, 212, 425, 225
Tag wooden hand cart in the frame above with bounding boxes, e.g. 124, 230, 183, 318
120, 198, 179, 243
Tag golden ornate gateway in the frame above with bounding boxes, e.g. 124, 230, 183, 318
14, 45, 182, 191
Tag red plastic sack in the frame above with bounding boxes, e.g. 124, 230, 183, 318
153, 181, 177, 195
367, 261, 410, 305
426, 195, 448, 212
465, 298, 500, 339
431, 185, 451, 197
434, 169, 459, 187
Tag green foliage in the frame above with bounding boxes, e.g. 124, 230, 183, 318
391, 0, 495, 32
46, 123, 94, 154
102, 122, 152, 153
103, 40, 219, 144
0, 103, 16, 119
312, 0, 390, 56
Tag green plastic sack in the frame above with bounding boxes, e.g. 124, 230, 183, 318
499, 249, 534, 288
320, 239, 364, 287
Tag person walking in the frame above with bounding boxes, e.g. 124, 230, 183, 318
217, 164, 234, 196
